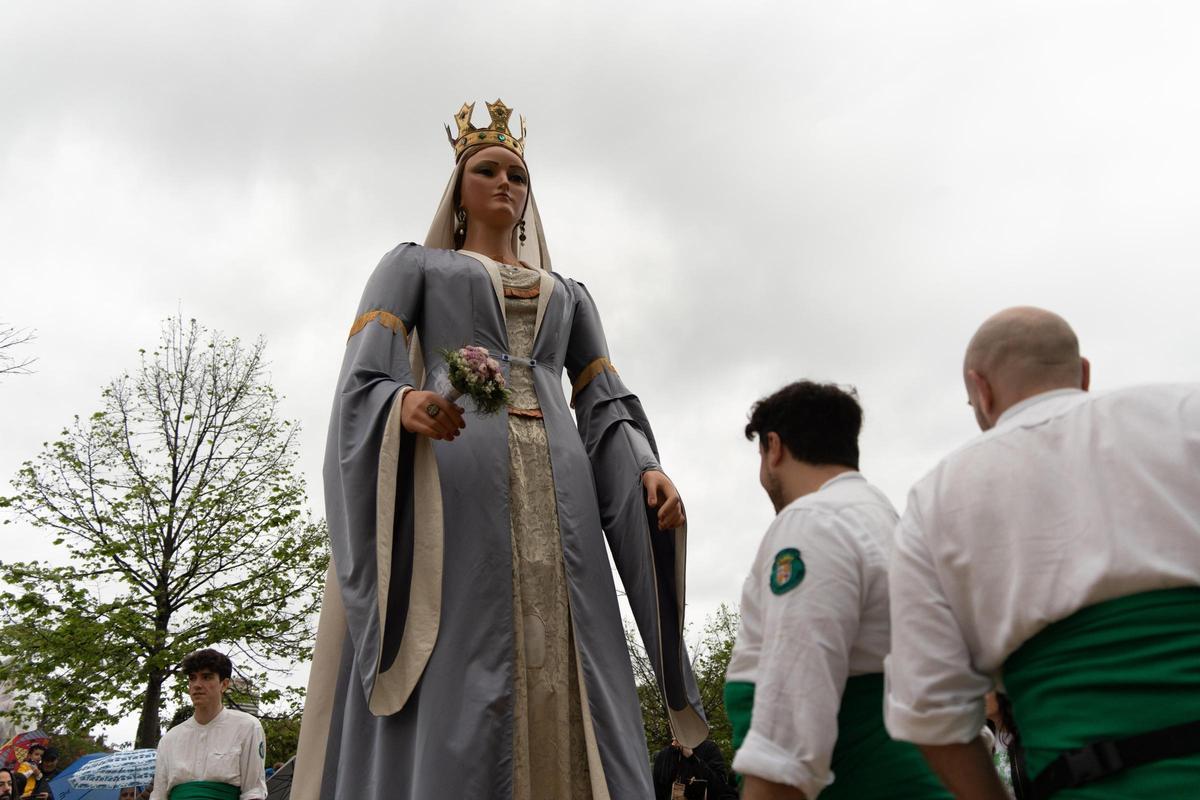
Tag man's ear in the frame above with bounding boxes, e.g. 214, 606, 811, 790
220, 677, 232, 694
765, 431, 785, 468
1080, 357, 1090, 392
967, 369, 994, 418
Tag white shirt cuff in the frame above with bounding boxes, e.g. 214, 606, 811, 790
883, 691, 988, 745
732, 730, 830, 799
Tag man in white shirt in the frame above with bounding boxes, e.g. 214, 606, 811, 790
725, 381, 949, 800
151, 649, 268, 800
885, 306, 1200, 798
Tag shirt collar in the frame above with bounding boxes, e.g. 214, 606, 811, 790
779, 470, 864, 514
192, 706, 226, 727
996, 388, 1086, 427
819, 470, 863, 491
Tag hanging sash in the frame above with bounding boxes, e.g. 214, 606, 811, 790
168, 781, 240, 800
725, 673, 950, 798
1003, 587, 1200, 797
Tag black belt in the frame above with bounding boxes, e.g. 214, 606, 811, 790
1030, 718, 1200, 798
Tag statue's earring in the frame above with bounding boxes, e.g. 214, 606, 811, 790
518, 219, 527, 245
455, 208, 467, 238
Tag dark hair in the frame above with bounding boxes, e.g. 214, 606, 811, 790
744, 381, 862, 469
27, 745, 44, 756
180, 648, 233, 681
42, 748, 58, 761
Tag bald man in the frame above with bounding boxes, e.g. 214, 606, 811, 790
884, 307, 1200, 798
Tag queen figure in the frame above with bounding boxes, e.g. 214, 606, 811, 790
293, 100, 707, 799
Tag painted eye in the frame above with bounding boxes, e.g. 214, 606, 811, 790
510, 173, 527, 184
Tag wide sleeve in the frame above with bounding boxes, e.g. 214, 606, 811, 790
884, 502, 991, 744
731, 510, 861, 797
323, 242, 443, 716
565, 279, 708, 747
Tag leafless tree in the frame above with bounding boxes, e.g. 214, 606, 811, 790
0, 323, 36, 377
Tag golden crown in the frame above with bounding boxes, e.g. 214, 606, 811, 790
445, 99, 526, 161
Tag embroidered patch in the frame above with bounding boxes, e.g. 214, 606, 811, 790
769, 548, 805, 595
259, 740, 266, 759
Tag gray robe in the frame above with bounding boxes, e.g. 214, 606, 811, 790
295, 244, 707, 799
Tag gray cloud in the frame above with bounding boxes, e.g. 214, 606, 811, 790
3, 0, 1199, 741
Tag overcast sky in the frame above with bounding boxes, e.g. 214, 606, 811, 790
3, 0, 1199, 745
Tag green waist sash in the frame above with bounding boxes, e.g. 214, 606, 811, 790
725, 673, 950, 799
169, 781, 240, 800
1004, 587, 1200, 797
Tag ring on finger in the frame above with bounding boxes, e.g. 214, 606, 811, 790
425, 402, 440, 418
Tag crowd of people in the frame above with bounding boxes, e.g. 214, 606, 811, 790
0, 744, 59, 800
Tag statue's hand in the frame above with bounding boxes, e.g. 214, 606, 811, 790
400, 389, 466, 441
642, 470, 686, 531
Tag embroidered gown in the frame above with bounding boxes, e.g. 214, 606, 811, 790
502, 263, 592, 797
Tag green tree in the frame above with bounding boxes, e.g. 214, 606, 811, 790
47, 730, 109, 771
626, 603, 740, 768
260, 713, 302, 766
0, 316, 328, 747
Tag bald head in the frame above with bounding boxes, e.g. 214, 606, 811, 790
963, 307, 1088, 429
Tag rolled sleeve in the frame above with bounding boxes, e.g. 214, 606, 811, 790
239, 719, 268, 800
732, 511, 861, 797
734, 729, 827, 797
884, 508, 990, 745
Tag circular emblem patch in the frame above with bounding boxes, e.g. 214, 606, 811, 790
259, 740, 266, 759
769, 548, 805, 595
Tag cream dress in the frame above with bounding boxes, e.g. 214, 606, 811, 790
501, 263, 593, 798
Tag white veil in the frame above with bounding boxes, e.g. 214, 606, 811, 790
423, 146, 552, 271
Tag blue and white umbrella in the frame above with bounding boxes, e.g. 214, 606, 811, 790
68, 749, 156, 789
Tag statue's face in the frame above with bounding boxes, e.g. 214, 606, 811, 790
459, 145, 529, 234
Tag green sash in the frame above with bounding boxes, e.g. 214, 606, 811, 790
1004, 587, 1200, 797
169, 781, 240, 800
724, 673, 950, 798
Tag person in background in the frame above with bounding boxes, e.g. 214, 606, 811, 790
29, 747, 57, 800
118, 789, 136, 800
652, 738, 738, 799
885, 306, 1200, 797
724, 381, 949, 799
151, 648, 267, 800
14, 745, 44, 799
0, 768, 14, 800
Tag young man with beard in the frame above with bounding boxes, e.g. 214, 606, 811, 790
151, 649, 267, 800
0, 768, 13, 800
724, 381, 949, 799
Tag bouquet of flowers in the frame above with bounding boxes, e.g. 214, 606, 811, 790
440, 346, 511, 415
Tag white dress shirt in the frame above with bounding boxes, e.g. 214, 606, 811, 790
885, 384, 1200, 746
727, 472, 898, 797
151, 707, 268, 800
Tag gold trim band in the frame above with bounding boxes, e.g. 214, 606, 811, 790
570, 357, 618, 407
348, 310, 408, 341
